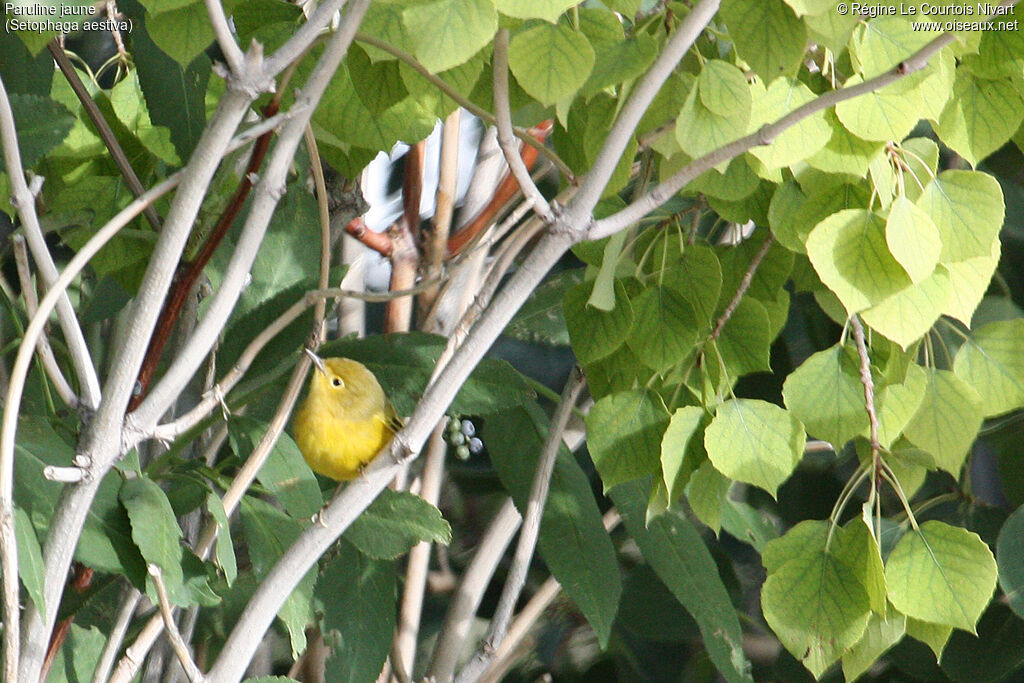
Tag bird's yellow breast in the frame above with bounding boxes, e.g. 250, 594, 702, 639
293, 399, 393, 481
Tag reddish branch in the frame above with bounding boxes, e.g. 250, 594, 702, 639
125, 101, 280, 412
385, 141, 425, 333
447, 120, 552, 257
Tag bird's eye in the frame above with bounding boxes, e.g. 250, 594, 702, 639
331, 377, 343, 387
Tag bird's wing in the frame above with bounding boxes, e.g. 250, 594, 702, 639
377, 401, 404, 435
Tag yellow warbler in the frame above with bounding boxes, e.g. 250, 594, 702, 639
293, 349, 400, 481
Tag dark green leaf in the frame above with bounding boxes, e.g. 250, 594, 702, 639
9, 94, 74, 167
345, 489, 451, 560
484, 404, 622, 647
240, 497, 316, 657
586, 389, 669, 491
318, 540, 396, 683
611, 480, 753, 682
228, 416, 323, 519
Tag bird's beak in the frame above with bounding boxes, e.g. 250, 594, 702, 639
304, 348, 328, 375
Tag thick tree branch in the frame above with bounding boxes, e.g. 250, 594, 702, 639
128, 0, 370, 438
15, 84, 257, 683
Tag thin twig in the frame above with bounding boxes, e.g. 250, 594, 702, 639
708, 234, 773, 343
455, 368, 587, 683
149, 565, 205, 683
395, 425, 448, 677
849, 316, 880, 455
493, 30, 553, 224
91, 586, 142, 683
478, 509, 621, 683
48, 41, 163, 232
204, 0, 245, 79
427, 498, 522, 681
385, 141, 423, 333
418, 109, 461, 323
11, 235, 78, 408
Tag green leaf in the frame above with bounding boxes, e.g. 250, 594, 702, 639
842, 612, 906, 682
8, 94, 74, 167
14, 507, 45, 613
721, 0, 807, 81
586, 389, 669, 491
768, 179, 872, 255
505, 268, 581, 346
942, 241, 1001, 326
563, 278, 634, 364
720, 499, 780, 552
859, 265, 951, 349
146, 3, 215, 67
404, 0, 497, 73
122, 0, 210, 160
611, 480, 753, 683
760, 521, 872, 678
313, 65, 437, 153
835, 73, 923, 142
806, 110, 885, 177
851, 16, 934, 79
903, 369, 983, 476
583, 32, 658, 97
936, 71, 1024, 167
714, 297, 773, 376
508, 21, 595, 106
485, 404, 622, 647
240, 497, 316, 658
661, 245, 723, 324
806, 208, 913, 314
139, 0, 197, 12
997, 504, 1024, 620
687, 460, 732, 534
747, 77, 830, 170
318, 541, 396, 683
228, 416, 323, 519
704, 399, 806, 497
872, 362, 927, 449
783, 343, 868, 449
886, 196, 941, 283
885, 520, 997, 632
206, 494, 237, 586
347, 44, 409, 114
49, 624, 106, 683
119, 478, 187, 605
14, 418, 143, 580
495, 0, 576, 22
906, 618, 953, 660
626, 285, 700, 371
917, 169, 1005, 263
661, 406, 708, 501
345, 489, 451, 560
953, 319, 1024, 417
675, 60, 751, 161
107, 70, 180, 166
